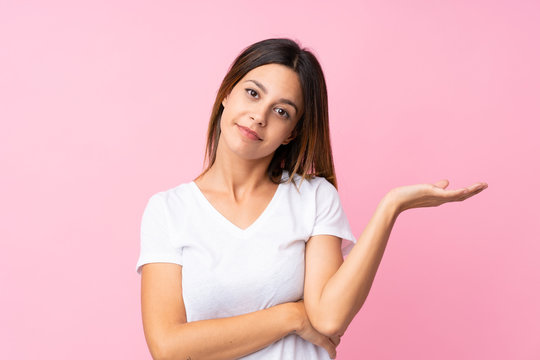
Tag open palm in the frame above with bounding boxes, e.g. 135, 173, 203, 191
389, 179, 488, 213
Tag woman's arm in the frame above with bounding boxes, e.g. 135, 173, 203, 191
141, 263, 337, 360
304, 180, 487, 337
158, 304, 298, 360
304, 194, 399, 338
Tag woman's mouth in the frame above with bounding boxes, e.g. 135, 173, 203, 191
237, 125, 262, 141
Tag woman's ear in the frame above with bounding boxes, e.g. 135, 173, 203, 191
222, 92, 230, 108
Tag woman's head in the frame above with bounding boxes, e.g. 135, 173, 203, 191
219, 63, 304, 163
199, 38, 339, 189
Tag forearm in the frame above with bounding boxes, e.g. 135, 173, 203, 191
159, 302, 300, 360
318, 194, 400, 336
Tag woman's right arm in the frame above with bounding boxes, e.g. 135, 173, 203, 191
140, 263, 338, 360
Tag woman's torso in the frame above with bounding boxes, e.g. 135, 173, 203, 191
168, 170, 331, 359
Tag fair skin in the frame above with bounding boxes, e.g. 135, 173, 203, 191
302, 179, 487, 343
193, 63, 304, 218
140, 62, 488, 359
195, 64, 339, 350
194, 63, 343, 351
141, 63, 342, 359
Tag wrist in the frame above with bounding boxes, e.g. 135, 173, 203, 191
381, 190, 403, 217
282, 302, 304, 335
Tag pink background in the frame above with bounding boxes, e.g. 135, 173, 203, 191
1, 0, 538, 359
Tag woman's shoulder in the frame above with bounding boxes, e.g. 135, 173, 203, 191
282, 170, 334, 195
145, 179, 197, 211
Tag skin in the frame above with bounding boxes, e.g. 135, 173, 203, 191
194, 63, 344, 356
299, 178, 487, 360
389, 179, 488, 212
194, 63, 305, 229
193, 62, 488, 359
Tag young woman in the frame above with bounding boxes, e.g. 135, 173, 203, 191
136, 38, 488, 360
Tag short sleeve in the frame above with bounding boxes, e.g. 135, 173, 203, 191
135, 193, 183, 275
311, 178, 357, 257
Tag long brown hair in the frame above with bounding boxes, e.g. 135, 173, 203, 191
196, 38, 339, 190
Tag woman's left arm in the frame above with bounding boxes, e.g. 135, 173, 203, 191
304, 179, 488, 338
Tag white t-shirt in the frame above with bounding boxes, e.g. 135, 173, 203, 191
136, 170, 357, 359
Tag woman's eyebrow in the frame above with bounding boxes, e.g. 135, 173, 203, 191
243, 79, 298, 114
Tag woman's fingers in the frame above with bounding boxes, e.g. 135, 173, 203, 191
323, 338, 337, 359
293, 299, 338, 359
449, 183, 488, 202
389, 181, 488, 212
460, 182, 488, 195
464, 184, 488, 198
329, 335, 341, 346
433, 179, 450, 189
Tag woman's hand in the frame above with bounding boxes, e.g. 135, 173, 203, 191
387, 179, 488, 214
293, 299, 340, 359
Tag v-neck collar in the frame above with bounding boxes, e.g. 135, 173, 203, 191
190, 170, 288, 238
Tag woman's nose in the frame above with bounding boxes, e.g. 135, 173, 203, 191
250, 106, 268, 126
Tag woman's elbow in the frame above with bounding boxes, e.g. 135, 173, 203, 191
312, 318, 341, 338
147, 339, 168, 360
147, 334, 181, 360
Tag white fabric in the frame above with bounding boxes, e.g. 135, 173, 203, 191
136, 170, 356, 359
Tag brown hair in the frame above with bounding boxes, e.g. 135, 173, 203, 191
196, 38, 339, 190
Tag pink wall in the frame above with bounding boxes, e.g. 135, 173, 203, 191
1, 0, 538, 358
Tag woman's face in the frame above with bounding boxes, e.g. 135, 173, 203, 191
219, 63, 304, 161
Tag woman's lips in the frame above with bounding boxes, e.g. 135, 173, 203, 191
237, 125, 262, 140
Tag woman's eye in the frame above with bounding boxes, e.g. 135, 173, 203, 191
276, 108, 290, 119
246, 88, 258, 98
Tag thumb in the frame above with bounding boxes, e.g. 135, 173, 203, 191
433, 179, 449, 189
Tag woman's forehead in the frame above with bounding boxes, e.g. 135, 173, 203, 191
244, 63, 297, 81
